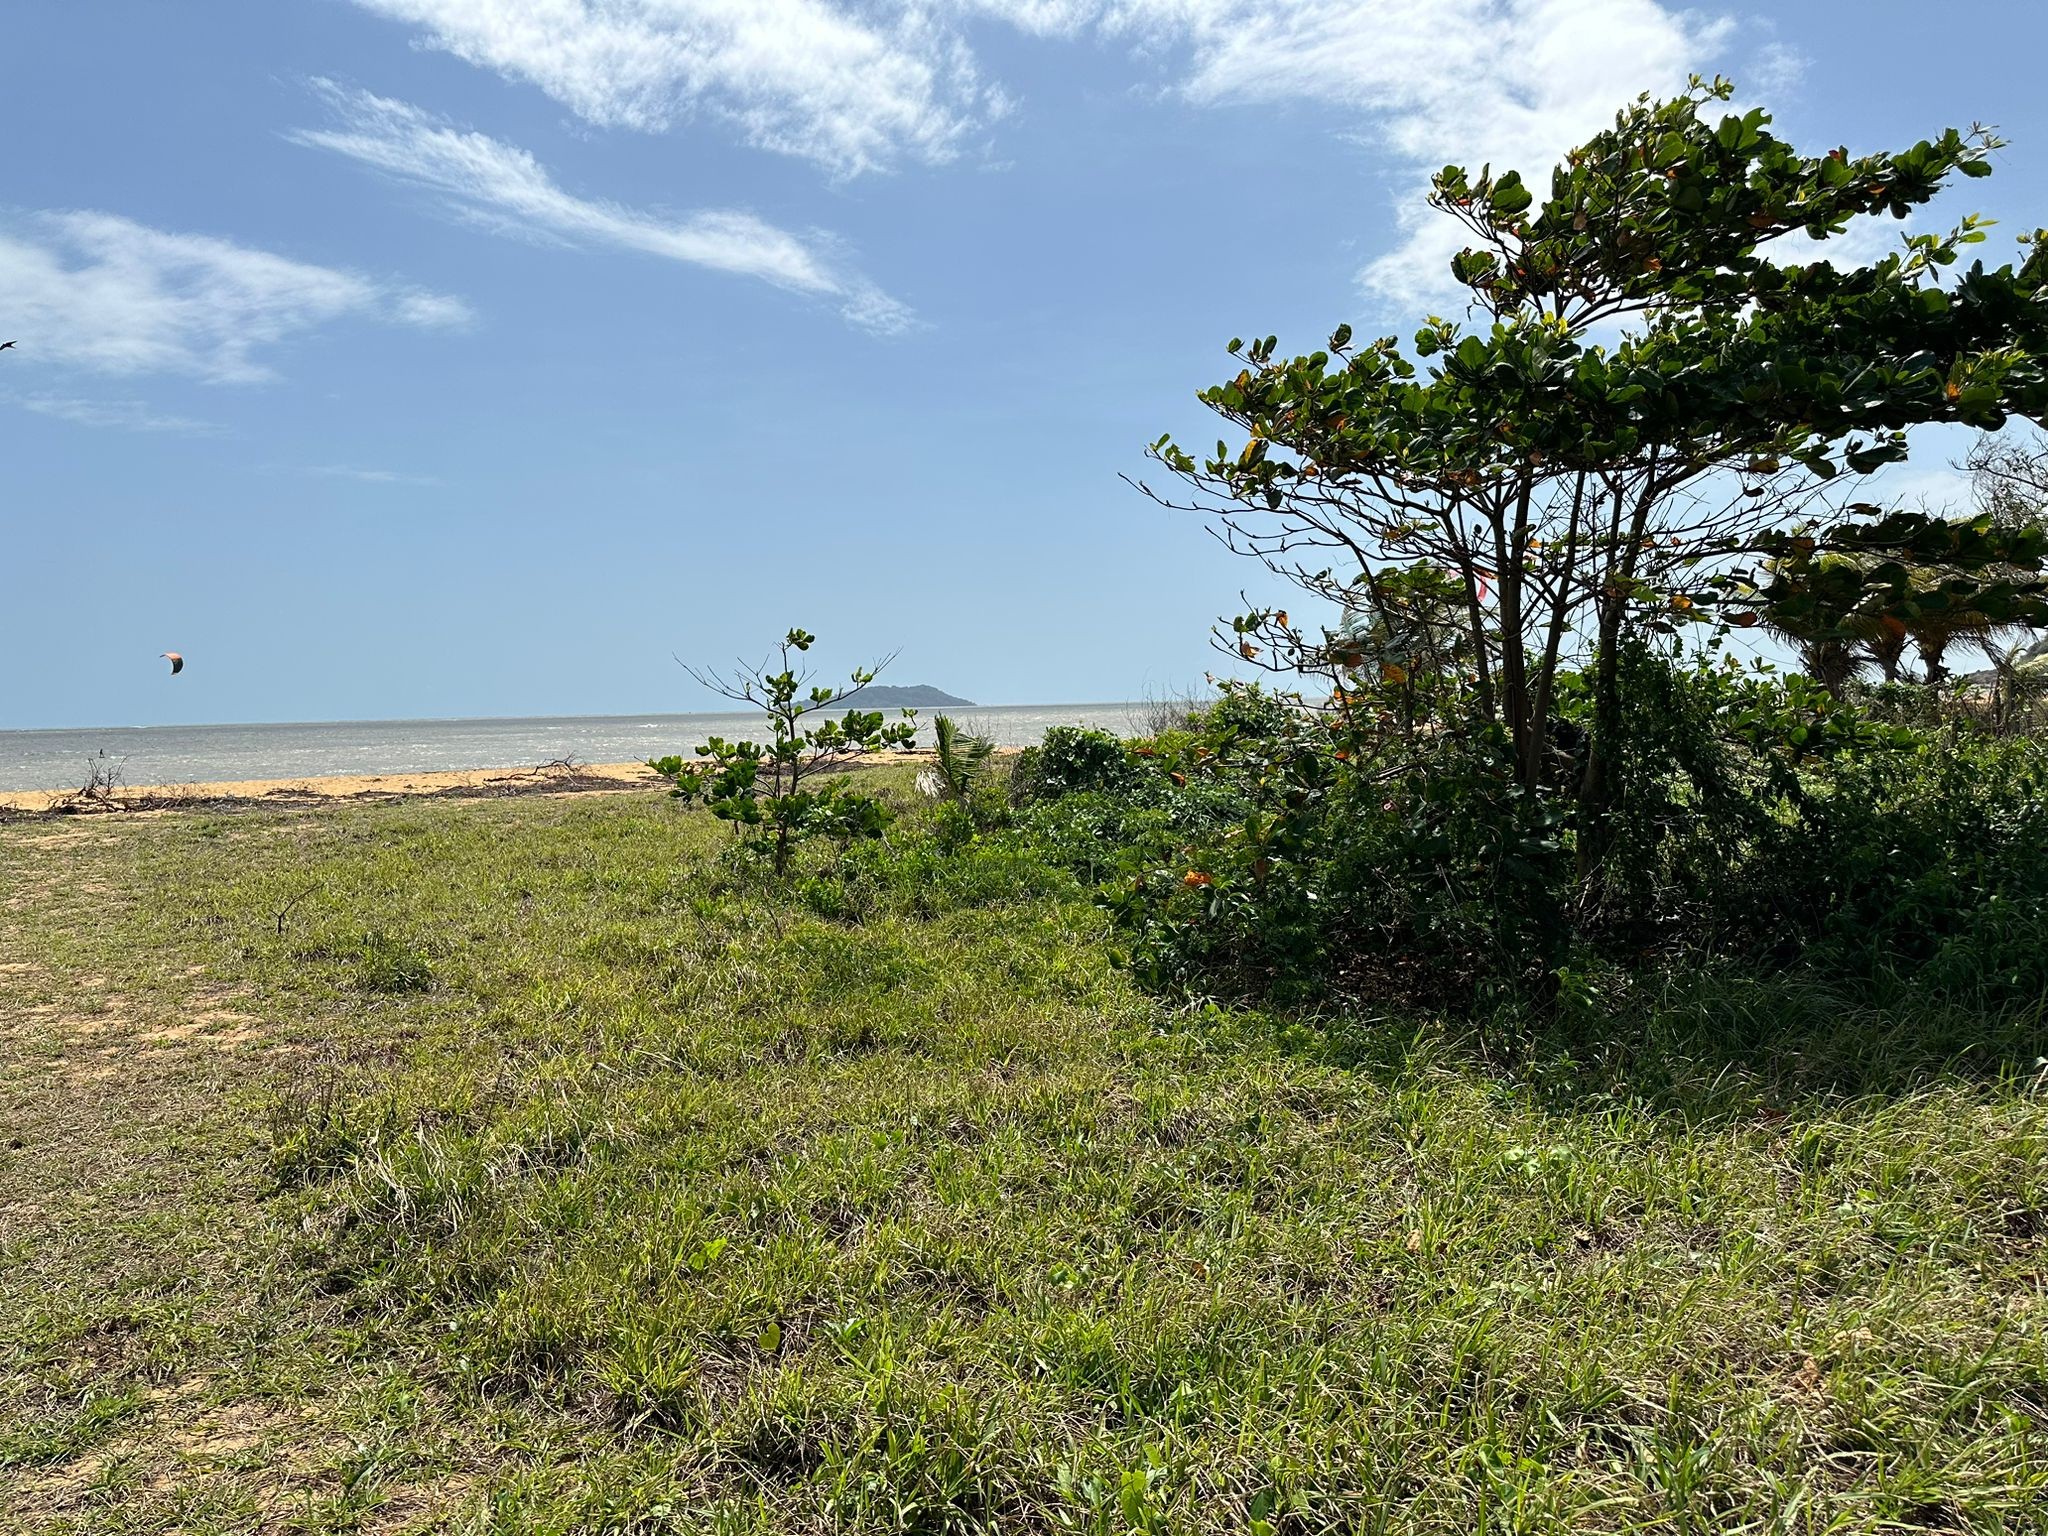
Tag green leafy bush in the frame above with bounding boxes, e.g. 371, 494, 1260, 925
1784, 732, 2048, 1001
1014, 654, 2048, 1013
1010, 727, 1134, 805
1103, 712, 1573, 1007
650, 628, 916, 875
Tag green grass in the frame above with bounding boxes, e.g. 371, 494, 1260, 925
2, 783, 2045, 1533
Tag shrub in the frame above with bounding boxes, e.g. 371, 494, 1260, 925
650, 628, 916, 875
1787, 731, 2048, 1002
351, 929, 434, 994
1010, 727, 1134, 805
1010, 651, 2048, 1014
1104, 713, 1574, 1007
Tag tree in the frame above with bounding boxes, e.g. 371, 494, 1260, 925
1142, 78, 2048, 879
650, 628, 917, 875
1968, 429, 2048, 525
1760, 435, 2048, 689
927, 714, 996, 804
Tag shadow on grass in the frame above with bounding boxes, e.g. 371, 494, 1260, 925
1240, 965, 2048, 1124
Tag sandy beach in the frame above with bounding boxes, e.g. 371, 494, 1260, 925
0, 751, 977, 816
0, 761, 668, 815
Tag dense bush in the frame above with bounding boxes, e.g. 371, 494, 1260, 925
1012, 660, 2048, 1013
1790, 732, 2048, 1000
1010, 727, 1135, 805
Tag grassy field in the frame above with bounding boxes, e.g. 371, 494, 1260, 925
2, 779, 2045, 1534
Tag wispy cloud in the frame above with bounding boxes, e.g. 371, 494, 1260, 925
1746, 33, 1808, 100
292, 83, 913, 333
4, 390, 223, 434
305, 463, 443, 485
1063, 0, 1770, 312
347, 0, 991, 178
0, 210, 472, 385
342, 1, 1773, 309
1326, 0, 1731, 311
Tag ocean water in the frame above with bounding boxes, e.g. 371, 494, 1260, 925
0, 703, 1159, 793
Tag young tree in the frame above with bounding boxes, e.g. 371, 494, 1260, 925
926, 714, 996, 804
650, 628, 916, 875
1143, 78, 2048, 878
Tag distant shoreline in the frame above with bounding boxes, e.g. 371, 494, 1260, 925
0, 748, 1013, 817
0, 702, 1122, 737
0, 702, 1157, 795
0, 762, 666, 815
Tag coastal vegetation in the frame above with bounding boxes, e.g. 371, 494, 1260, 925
4, 779, 2044, 1531
648, 630, 918, 877
6, 81, 2048, 1534
1141, 79, 2048, 896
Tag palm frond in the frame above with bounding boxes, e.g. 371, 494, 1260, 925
932, 715, 996, 801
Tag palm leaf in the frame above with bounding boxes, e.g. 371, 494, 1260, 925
932, 715, 996, 801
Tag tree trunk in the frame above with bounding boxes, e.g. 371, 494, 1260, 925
1576, 468, 1658, 890
1523, 471, 1588, 788
1575, 589, 1626, 886
1920, 631, 1952, 685
1494, 479, 1536, 787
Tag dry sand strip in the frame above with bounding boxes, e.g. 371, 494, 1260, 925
0, 750, 978, 817
0, 762, 669, 815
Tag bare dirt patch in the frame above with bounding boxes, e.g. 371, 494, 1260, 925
138, 1011, 267, 1050
12, 1393, 309, 1517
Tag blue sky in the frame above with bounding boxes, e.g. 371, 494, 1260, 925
5, 0, 2047, 728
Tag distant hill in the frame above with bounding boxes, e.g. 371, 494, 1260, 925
845, 684, 975, 708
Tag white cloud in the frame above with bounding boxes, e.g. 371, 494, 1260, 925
1327, 0, 1733, 311
0, 211, 471, 384
345, 1, 1775, 309
1017, 0, 1748, 312
3, 391, 222, 434
1861, 463, 1974, 517
1749, 37, 1806, 99
293, 84, 913, 332
1771, 216, 1920, 273
307, 463, 443, 484
348, 0, 991, 177
394, 289, 479, 327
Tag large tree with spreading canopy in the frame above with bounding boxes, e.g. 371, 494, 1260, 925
1143, 78, 2048, 876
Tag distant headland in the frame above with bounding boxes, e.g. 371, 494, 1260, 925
847, 685, 975, 708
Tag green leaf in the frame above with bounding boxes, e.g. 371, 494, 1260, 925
1487, 170, 1533, 216
686, 1236, 729, 1272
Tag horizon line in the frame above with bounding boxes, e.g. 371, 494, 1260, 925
0, 700, 1156, 737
